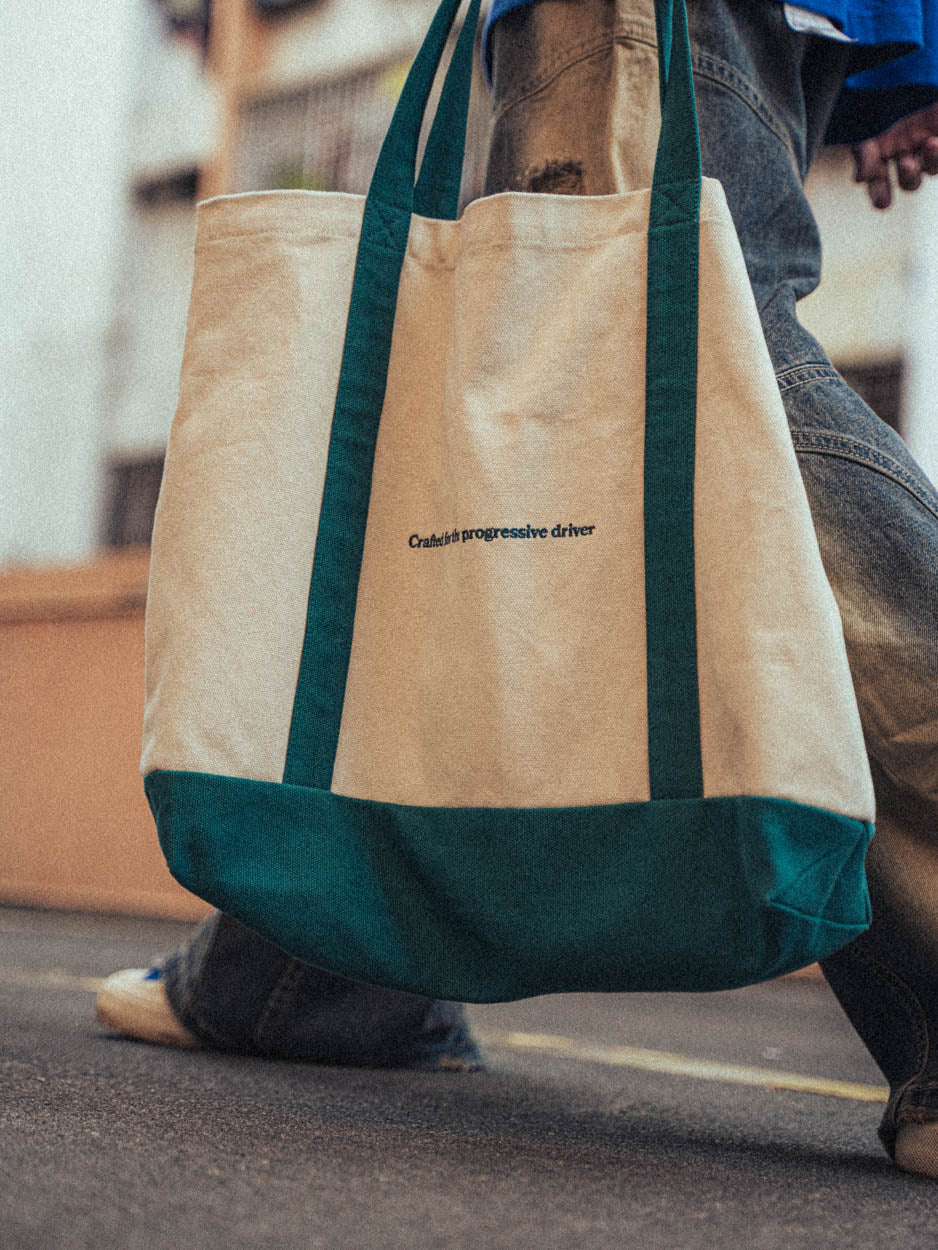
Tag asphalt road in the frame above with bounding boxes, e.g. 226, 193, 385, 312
3, 905, 938, 1249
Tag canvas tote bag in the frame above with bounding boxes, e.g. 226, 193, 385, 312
142, 0, 875, 1003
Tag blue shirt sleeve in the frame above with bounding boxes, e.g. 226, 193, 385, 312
827, 2, 938, 140
799, 0, 922, 47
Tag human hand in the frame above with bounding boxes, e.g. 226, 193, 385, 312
852, 101, 938, 209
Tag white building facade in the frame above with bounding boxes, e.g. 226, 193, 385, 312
1, 0, 936, 569
1, 0, 146, 565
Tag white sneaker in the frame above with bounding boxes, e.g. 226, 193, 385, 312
894, 1123, 938, 1180
95, 967, 199, 1049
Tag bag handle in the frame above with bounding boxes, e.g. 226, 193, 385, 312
368, 0, 483, 222
645, 0, 704, 800
413, 0, 481, 219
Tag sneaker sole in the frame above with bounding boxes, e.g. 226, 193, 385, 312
95, 969, 200, 1049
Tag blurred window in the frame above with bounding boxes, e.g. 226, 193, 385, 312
236, 64, 405, 195
254, 0, 324, 12
234, 41, 490, 203
104, 456, 166, 548
155, 0, 211, 50
837, 359, 904, 433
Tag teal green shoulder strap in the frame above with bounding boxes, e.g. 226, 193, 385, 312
645, 0, 704, 799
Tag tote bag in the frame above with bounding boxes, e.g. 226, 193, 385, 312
142, 0, 875, 1003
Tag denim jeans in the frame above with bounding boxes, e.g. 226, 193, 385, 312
165, 0, 938, 1154
163, 909, 483, 1070
486, 0, 938, 1157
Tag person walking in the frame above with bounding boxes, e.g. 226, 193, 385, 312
98, 0, 938, 1179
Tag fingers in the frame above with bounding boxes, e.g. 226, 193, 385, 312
853, 139, 893, 209
850, 102, 938, 207
865, 173, 894, 210
891, 139, 938, 193
897, 153, 923, 192
874, 101, 938, 163
853, 138, 885, 185
851, 130, 938, 209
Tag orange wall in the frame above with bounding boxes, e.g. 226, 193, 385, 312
0, 550, 210, 920
0, 550, 823, 977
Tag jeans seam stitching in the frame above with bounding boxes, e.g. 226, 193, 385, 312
691, 52, 797, 164
776, 363, 840, 388
831, 945, 929, 1135
854, 947, 929, 1070
490, 17, 798, 165
492, 27, 656, 124
254, 960, 306, 1048
790, 432, 938, 521
171, 972, 239, 1050
167, 946, 235, 1049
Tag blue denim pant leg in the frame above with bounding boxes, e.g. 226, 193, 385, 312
689, 7, 938, 1157
487, 0, 938, 1157
778, 327, 938, 1156
162, 910, 484, 1070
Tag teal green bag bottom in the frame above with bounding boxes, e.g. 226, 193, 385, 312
146, 770, 873, 1003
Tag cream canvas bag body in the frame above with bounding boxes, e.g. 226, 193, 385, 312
142, 0, 874, 1002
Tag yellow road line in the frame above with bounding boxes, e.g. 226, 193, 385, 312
1, 970, 888, 1104
476, 1029, 888, 1104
